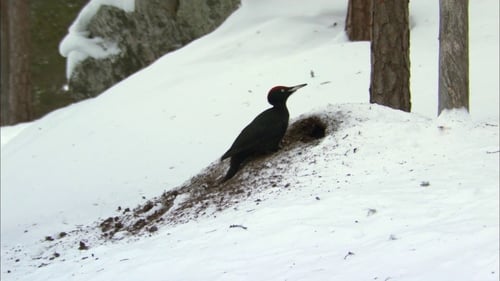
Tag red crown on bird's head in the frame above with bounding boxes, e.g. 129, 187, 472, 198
268, 86, 288, 94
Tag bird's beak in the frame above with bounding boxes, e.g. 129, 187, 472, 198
288, 83, 307, 93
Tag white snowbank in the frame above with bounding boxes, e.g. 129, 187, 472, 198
0, 123, 32, 148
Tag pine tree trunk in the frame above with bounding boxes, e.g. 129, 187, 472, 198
345, 0, 371, 41
369, 0, 411, 112
0, 0, 32, 125
0, 0, 10, 124
438, 0, 469, 115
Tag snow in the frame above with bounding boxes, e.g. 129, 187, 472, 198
0, 122, 31, 148
59, 0, 135, 78
1, 0, 499, 280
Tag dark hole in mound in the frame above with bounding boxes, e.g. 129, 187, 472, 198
284, 115, 327, 145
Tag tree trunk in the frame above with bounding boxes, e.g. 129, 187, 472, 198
369, 0, 411, 112
0, 0, 32, 126
345, 0, 371, 41
438, 0, 469, 115
1, 0, 10, 124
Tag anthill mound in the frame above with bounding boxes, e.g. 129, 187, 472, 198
99, 113, 338, 239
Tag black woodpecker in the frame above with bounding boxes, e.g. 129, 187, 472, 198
221, 83, 307, 181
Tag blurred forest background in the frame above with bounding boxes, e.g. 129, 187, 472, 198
1, 0, 469, 125
1, 0, 87, 125
28, 0, 87, 119
1, 0, 240, 125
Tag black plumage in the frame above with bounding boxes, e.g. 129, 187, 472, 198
221, 83, 307, 181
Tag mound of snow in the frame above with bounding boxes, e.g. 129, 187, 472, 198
2, 104, 498, 281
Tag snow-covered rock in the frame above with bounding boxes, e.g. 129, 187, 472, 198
60, 0, 240, 99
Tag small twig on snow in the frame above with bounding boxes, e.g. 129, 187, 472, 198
229, 224, 248, 230
344, 251, 355, 260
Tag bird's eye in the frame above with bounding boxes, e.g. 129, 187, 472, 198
280, 89, 285, 93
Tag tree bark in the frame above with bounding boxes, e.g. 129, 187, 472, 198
438, 0, 469, 115
369, 0, 411, 112
1, 0, 10, 124
345, 0, 371, 41
0, 0, 32, 125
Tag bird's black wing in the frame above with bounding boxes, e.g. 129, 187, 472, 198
221, 108, 288, 160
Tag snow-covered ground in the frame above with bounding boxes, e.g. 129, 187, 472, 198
1, 0, 498, 280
